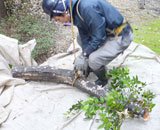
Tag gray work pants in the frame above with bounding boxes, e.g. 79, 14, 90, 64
77, 30, 133, 71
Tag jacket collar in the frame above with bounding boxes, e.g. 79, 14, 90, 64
67, 0, 82, 26
66, 0, 78, 11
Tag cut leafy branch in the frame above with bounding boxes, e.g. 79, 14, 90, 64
65, 66, 155, 130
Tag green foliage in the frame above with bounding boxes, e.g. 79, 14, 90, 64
132, 18, 160, 55
66, 66, 155, 130
0, 14, 55, 58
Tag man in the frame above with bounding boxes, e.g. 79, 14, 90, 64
42, 0, 133, 86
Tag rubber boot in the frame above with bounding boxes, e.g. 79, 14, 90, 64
93, 66, 108, 87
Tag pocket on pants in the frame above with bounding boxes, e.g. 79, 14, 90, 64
121, 31, 133, 49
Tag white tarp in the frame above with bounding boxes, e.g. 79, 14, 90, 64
0, 34, 160, 130
0, 34, 37, 124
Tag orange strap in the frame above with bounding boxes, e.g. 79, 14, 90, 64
114, 19, 127, 37
106, 19, 127, 37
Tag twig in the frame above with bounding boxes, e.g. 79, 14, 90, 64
57, 110, 82, 130
88, 115, 96, 130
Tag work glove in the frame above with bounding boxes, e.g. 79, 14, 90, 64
74, 53, 89, 77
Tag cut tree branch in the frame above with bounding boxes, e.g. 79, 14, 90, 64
11, 66, 108, 98
11, 66, 149, 119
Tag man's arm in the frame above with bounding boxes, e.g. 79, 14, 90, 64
81, 6, 107, 56
78, 27, 89, 51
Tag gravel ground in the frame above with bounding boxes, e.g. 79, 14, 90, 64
33, 0, 160, 63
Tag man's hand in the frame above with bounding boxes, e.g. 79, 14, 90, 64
74, 54, 89, 77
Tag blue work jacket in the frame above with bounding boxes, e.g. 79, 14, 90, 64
67, 0, 124, 54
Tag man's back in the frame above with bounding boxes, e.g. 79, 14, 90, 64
78, 0, 123, 29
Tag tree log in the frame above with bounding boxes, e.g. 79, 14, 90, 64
11, 66, 108, 98
11, 66, 148, 119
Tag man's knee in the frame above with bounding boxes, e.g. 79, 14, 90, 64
88, 53, 101, 71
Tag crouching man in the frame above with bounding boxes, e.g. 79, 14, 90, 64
42, 0, 133, 87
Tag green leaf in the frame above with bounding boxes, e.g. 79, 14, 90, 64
98, 123, 105, 129
94, 97, 99, 104
100, 97, 104, 104
8, 64, 13, 69
106, 121, 112, 129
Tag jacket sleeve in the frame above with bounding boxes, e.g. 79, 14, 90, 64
82, 6, 107, 56
78, 27, 89, 51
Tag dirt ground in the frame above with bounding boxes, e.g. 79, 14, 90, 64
36, 0, 160, 64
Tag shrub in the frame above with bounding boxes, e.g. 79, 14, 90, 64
0, 13, 55, 59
